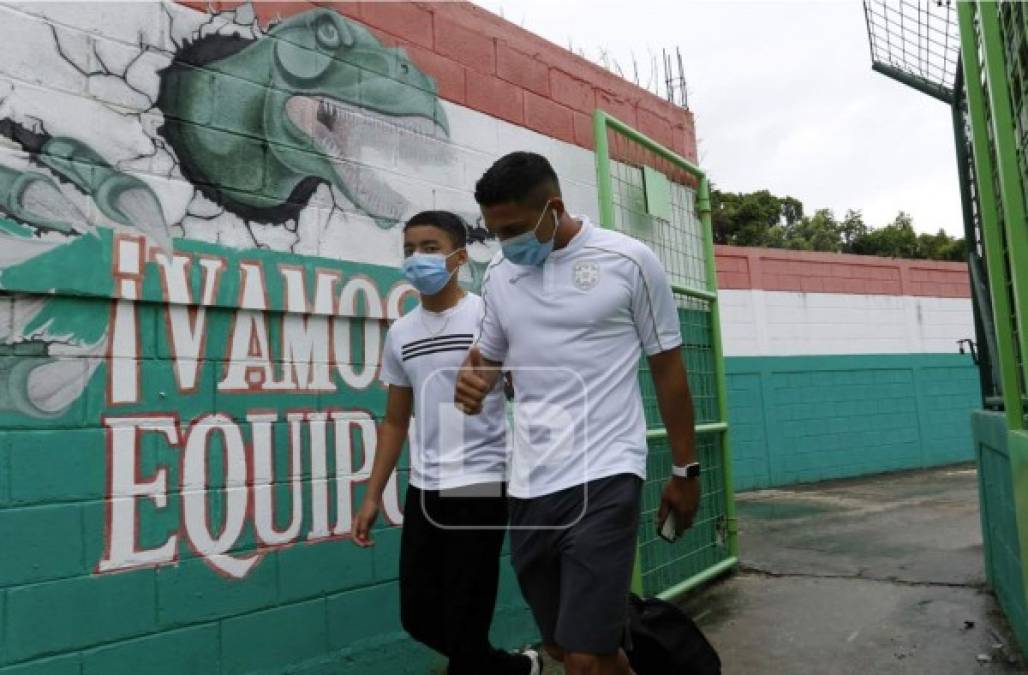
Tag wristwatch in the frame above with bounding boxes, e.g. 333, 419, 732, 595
671, 462, 701, 479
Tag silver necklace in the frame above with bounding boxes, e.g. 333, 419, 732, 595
419, 291, 465, 337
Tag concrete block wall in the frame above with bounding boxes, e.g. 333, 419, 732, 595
0, 1, 689, 672
715, 246, 980, 491
971, 411, 1028, 656
0, 0, 983, 669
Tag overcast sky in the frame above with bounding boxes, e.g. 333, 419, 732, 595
472, 0, 963, 236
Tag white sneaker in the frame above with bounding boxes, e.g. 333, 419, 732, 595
520, 648, 542, 675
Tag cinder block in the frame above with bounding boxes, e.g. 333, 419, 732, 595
0, 437, 8, 508
326, 582, 402, 651
523, 93, 574, 146
596, 89, 637, 129
497, 42, 549, 97
0, 8, 88, 96
465, 71, 524, 126
7, 1, 170, 53
495, 558, 522, 608
549, 69, 596, 115
637, 108, 674, 151
0, 503, 85, 585
370, 524, 402, 583
221, 598, 328, 674
84, 38, 160, 112
5, 569, 157, 662
361, 2, 433, 49
440, 102, 498, 155
81, 493, 181, 576
433, 15, 496, 74
0, 654, 80, 675
82, 623, 218, 675
0, 590, 5, 665
156, 555, 277, 628
572, 111, 595, 150
0, 355, 96, 430
405, 43, 466, 104
277, 537, 375, 603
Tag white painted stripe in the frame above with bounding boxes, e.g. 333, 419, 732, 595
719, 289, 974, 357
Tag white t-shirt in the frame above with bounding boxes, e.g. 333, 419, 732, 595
380, 293, 508, 490
477, 216, 682, 498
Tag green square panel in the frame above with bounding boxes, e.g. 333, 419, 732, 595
643, 166, 672, 222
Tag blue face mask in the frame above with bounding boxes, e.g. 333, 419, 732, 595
500, 202, 558, 267
402, 250, 461, 295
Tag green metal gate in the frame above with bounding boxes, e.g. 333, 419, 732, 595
592, 110, 738, 599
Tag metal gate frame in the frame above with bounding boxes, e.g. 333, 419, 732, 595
592, 110, 739, 599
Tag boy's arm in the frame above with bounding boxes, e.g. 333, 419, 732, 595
457, 277, 506, 414
353, 385, 412, 547
366, 385, 413, 500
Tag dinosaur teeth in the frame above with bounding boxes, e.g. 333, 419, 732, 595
316, 99, 338, 131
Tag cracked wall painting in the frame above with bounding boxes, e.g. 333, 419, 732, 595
0, 3, 493, 579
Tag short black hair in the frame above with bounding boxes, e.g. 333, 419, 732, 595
474, 151, 561, 207
403, 210, 468, 247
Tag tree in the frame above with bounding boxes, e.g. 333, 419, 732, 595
838, 210, 868, 249
916, 228, 967, 262
783, 208, 843, 252
710, 189, 965, 262
711, 189, 804, 248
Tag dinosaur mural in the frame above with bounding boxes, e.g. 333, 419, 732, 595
0, 2, 493, 420
157, 8, 450, 225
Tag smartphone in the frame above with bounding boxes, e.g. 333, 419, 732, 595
658, 511, 678, 543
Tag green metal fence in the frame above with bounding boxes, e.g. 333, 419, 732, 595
592, 110, 738, 599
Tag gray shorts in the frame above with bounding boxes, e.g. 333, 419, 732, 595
509, 473, 643, 654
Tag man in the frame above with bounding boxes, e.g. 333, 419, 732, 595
352, 211, 540, 675
456, 152, 701, 675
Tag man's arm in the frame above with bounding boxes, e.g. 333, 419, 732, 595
650, 347, 701, 536
649, 347, 697, 467
353, 385, 412, 547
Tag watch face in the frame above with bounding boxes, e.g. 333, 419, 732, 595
687, 463, 701, 478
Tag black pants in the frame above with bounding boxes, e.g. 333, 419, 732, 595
399, 484, 531, 675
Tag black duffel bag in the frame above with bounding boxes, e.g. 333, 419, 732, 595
625, 593, 721, 675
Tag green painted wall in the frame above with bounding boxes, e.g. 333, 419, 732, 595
971, 411, 1028, 655
0, 228, 539, 674
727, 353, 980, 491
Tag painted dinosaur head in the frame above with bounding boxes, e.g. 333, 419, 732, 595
157, 8, 450, 226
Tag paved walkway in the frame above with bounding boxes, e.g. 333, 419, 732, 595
537, 465, 1026, 673
682, 465, 1027, 675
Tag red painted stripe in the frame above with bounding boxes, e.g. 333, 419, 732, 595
715, 245, 971, 298
174, 1, 696, 162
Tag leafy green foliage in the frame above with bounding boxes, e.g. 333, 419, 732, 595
711, 189, 965, 261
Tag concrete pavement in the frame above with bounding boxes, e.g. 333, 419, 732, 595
682, 465, 1026, 675
535, 465, 1026, 674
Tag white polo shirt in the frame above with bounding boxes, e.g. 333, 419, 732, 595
381, 293, 508, 490
477, 216, 682, 498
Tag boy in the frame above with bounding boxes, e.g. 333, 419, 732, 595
353, 210, 540, 675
